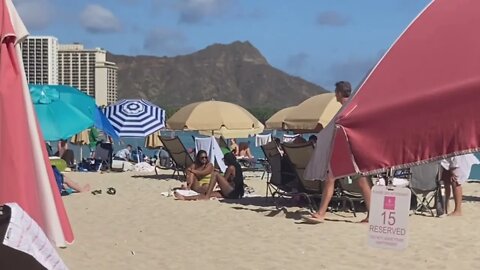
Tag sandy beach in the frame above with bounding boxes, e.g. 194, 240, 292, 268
57, 170, 480, 270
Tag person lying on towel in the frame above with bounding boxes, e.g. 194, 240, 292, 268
176, 152, 245, 200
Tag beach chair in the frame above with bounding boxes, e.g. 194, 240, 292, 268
261, 141, 287, 197
95, 142, 113, 171
409, 162, 443, 217
158, 136, 194, 179
279, 142, 324, 211
335, 176, 369, 217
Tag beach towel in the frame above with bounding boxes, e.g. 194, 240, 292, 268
255, 134, 272, 147
134, 162, 155, 173
194, 137, 212, 156
283, 134, 299, 143
2, 203, 68, 270
195, 137, 227, 172
174, 189, 200, 197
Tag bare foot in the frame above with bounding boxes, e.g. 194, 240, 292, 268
302, 213, 325, 224
448, 211, 462, 217
359, 217, 369, 223
174, 192, 185, 200
80, 184, 91, 192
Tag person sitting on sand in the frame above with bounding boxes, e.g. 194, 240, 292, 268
52, 166, 90, 194
176, 152, 245, 200
185, 150, 214, 193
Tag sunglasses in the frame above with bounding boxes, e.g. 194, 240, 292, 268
200, 156, 208, 160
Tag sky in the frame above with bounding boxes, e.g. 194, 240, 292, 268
13, 0, 431, 90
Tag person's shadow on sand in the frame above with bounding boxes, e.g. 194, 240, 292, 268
221, 196, 362, 224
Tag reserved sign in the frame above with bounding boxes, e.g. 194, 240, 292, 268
368, 185, 411, 250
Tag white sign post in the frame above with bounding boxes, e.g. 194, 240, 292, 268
368, 185, 411, 250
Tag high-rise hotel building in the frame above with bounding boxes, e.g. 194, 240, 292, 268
58, 44, 118, 106
20, 36, 59, 85
21, 36, 118, 106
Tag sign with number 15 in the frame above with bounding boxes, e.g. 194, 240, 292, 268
368, 185, 411, 250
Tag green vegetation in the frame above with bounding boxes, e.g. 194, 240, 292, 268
164, 107, 179, 118
246, 107, 278, 124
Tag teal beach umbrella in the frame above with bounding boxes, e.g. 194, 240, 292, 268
29, 85, 97, 141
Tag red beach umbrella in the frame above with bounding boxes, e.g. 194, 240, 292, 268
306, 0, 480, 180
0, 0, 73, 246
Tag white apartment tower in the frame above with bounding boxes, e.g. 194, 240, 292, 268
21, 36, 59, 85
58, 44, 118, 106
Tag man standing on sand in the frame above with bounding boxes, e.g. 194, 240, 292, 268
441, 153, 479, 216
304, 81, 373, 223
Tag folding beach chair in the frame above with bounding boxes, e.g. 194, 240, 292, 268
409, 162, 443, 217
280, 142, 323, 212
261, 141, 287, 197
95, 142, 113, 171
158, 136, 194, 179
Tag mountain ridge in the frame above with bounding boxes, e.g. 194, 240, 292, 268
108, 41, 328, 112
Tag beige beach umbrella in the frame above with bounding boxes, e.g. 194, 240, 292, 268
167, 100, 264, 138
144, 130, 163, 149
265, 106, 296, 130
70, 129, 90, 160
283, 93, 342, 132
198, 125, 264, 139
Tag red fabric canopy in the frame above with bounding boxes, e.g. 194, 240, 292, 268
0, 0, 73, 246
306, 0, 480, 180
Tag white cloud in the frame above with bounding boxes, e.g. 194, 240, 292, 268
316, 11, 349, 27
176, 0, 232, 23
80, 4, 121, 34
143, 27, 193, 56
13, 0, 54, 30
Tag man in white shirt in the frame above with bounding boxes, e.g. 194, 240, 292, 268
115, 145, 132, 161
441, 153, 480, 216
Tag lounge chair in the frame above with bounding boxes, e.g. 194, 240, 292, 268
95, 142, 113, 171
409, 162, 443, 217
158, 136, 194, 179
282, 142, 366, 215
261, 141, 287, 198
280, 142, 323, 211
335, 176, 368, 217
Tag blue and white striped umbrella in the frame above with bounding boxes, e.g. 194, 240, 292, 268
104, 99, 165, 137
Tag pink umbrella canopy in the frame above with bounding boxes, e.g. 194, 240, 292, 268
0, 0, 73, 246
305, 0, 480, 180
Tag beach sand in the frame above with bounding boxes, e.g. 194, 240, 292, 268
58, 170, 480, 269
